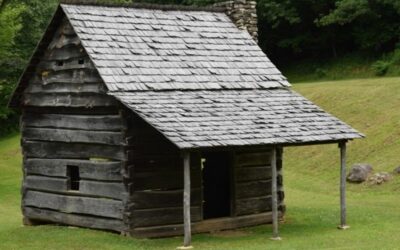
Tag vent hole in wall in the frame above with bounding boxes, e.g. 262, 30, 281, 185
78, 59, 85, 65
56, 61, 64, 66
67, 165, 80, 191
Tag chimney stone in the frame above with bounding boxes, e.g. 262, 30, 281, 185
213, 0, 258, 42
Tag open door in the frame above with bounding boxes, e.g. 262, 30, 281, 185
202, 152, 232, 219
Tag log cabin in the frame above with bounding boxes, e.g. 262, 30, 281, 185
8, 0, 363, 247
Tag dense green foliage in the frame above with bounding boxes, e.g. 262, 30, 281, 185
1, 78, 400, 249
0, 0, 58, 136
1, 0, 400, 135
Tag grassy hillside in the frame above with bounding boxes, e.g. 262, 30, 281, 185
0, 78, 399, 249
282, 54, 400, 83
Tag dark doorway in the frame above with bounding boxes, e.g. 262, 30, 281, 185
202, 152, 231, 219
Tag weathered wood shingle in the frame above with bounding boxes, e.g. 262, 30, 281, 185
114, 89, 363, 149
61, 4, 289, 91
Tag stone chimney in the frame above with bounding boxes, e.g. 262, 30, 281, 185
213, 0, 258, 42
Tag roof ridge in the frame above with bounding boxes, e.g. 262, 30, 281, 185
60, 0, 226, 13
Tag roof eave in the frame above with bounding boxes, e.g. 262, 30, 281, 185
178, 136, 364, 151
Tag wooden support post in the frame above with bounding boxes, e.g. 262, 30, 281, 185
338, 141, 350, 230
178, 152, 193, 249
270, 147, 281, 240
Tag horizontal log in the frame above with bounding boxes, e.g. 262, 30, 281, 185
60, 19, 75, 36
132, 188, 201, 209
236, 196, 271, 216
22, 93, 117, 107
37, 60, 96, 73
24, 190, 123, 219
44, 45, 86, 61
24, 106, 120, 115
23, 128, 125, 145
25, 175, 67, 191
236, 166, 271, 182
22, 113, 125, 131
24, 175, 126, 200
131, 152, 200, 172
235, 151, 271, 167
236, 180, 271, 199
132, 211, 281, 238
33, 68, 101, 85
25, 82, 106, 94
133, 206, 202, 227
23, 207, 124, 232
79, 180, 126, 200
131, 157, 182, 172
128, 143, 180, 159
23, 141, 126, 160
25, 158, 123, 181
48, 35, 81, 50
134, 168, 201, 191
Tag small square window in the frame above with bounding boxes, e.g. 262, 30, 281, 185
78, 59, 85, 65
67, 165, 80, 191
56, 61, 64, 66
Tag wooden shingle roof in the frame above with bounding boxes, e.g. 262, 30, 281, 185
10, 3, 363, 149
114, 89, 362, 149
61, 4, 289, 91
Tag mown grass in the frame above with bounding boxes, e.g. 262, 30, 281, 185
0, 77, 400, 249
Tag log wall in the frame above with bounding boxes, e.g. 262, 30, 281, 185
20, 17, 128, 232
233, 149, 285, 216
124, 114, 202, 234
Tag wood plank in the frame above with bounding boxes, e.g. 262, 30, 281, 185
132, 211, 282, 238
236, 152, 271, 166
80, 180, 126, 200
131, 157, 182, 172
25, 82, 106, 94
133, 168, 201, 191
23, 207, 124, 232
23, 128, 125, 145
22, 113, 125, 131
132, 188, 201, 209
24, 190, 123, 219
25, 175, 67, 191
24, 175, 126, 200
24, 106, 120, 115
22, 93, 117, 107
236, 196, 271, 216
25, 158, 123, 181
48, 35, 81, 50
23, 141, 126, 160
43, 45, 86, 61
133, 206, 202, 227
236, 180, 271, 199
32, 68, 101, 84
236, 166, 271, 182
36, 60, 96, 73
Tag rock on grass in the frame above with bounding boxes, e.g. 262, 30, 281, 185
347, 164, 373, 183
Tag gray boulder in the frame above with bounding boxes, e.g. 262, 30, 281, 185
347, 164, 373, 183
393, 166, 400, 175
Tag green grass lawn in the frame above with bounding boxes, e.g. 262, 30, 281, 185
1, 77, 400, 249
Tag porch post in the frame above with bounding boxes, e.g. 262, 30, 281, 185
338, 141, 350, 230
271, 146, 281, 240
178, 151, 193, 249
